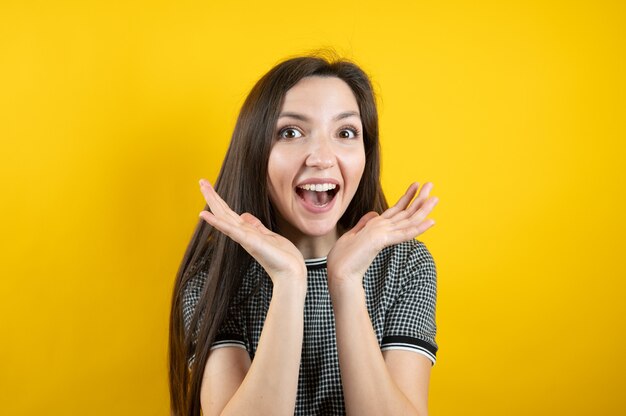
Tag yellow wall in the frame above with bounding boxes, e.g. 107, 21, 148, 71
1, 1, 624, 414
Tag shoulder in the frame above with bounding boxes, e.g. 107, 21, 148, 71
183, 269, 208, 296
399, 239, 436, 280
182, 269, 208, 333
389, 239, 434, 263
182, 259, 261, 322
378, 241, 439, 362
368, 239, 436, 284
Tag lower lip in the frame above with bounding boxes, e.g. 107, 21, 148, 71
296, 190, 338, 214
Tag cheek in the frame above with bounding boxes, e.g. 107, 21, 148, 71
266, 172, 284, 213
266, 148, 293, 195
266, 161, 281, 204
344, 148, 367, 185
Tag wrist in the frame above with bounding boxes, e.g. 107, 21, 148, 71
328, 279, 365, 304
273, 278, 307, 300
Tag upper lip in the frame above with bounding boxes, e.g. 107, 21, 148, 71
295, 178, 340, 187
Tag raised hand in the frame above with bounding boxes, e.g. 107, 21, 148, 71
198, 179, 307, 284
326, 182, 439, 291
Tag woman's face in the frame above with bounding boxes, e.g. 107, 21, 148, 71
267, 76, 366, 246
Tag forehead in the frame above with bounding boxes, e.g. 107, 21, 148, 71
280, 76, 360, 115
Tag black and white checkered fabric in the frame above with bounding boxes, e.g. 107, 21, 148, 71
182, 239, 438, 415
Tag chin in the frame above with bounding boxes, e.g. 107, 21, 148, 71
296, 220, 339, 238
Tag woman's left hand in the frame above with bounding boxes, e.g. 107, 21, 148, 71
326, 182, 439, 292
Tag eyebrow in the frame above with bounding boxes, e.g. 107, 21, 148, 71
277, 111, 361, 122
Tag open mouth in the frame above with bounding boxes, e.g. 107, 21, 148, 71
295, 183, 339, 207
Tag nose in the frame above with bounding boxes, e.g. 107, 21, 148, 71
305, 136, 335, 169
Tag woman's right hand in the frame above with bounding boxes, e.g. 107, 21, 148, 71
198, 179, 307, 285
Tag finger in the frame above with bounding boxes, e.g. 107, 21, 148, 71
393, 196, 439, 231
199, 179, 231, 213
381, 183, 419, 219
410, 218, 436, 237
385, 182, 433, 223
199, 179, 240, 221
198, 179, 224, 214
403, 182, 434, 218
199, 210, 245, 241
200, 210, 271, 257
395, 219, 436, 241
372, 216, 436, 249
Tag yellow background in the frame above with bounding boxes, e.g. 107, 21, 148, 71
1, 0, 625, 414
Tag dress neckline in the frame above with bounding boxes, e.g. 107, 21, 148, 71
304, 257, 327, 270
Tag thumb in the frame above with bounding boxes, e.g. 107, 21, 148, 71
240, 212, 272, 233
350, 211, 379, 235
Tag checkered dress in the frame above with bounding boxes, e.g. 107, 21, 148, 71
182, 239, 438, 415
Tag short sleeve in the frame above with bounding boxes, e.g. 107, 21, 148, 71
381, 240, 438, 365
210, 295, 248, 352
182, 270, 206, 342
181, 270, 206, 368
181, 270, 248, 369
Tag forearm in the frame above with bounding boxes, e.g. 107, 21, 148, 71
330, 284, 422, 416
222, 280, 306, 416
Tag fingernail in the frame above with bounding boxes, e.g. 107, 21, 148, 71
199, 179, 207, 187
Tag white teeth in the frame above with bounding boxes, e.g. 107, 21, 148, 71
297, 183, 337, 192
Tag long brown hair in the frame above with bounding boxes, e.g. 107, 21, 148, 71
168, 53, 388, 415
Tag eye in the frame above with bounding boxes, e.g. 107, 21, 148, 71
338, 126, 361, 139
278, 127, 303, 140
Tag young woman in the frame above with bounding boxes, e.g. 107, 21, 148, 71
169, 55, 439, 416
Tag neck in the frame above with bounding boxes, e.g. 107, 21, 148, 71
293, 232, 339, 259
276, 220, 341, 259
